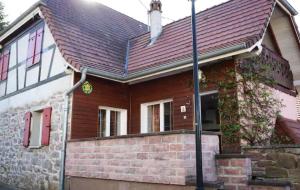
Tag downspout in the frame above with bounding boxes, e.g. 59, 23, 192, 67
59, 68, 87, 190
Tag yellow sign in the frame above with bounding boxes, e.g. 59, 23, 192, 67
82, 81, 93, 95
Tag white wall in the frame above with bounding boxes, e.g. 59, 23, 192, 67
0, 74, 72, 112
274, 88, 298, 121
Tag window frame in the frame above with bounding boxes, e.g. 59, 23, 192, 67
98, 106, 127, 137
140, 99, 173, 134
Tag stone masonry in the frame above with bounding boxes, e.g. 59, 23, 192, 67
216, 155, 291, 190
244, 146, 300, 190
216, 155, 252, 190
0, 92, 66, 190
66, 132, 220, 185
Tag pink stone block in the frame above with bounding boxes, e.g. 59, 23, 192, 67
137, 153, 148, 160
162, 135, 177, 143
170, 144, 183, 151
148, 136, 162, 144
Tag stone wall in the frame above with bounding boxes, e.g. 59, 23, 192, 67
0, 92, 66, 190
66, 131, 220, 185
216, 154, 292, 190
216, 155, 252, 189
244, 146, 300, 190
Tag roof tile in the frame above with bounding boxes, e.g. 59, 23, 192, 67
128, 0, 275, 73
40, 0, 275, 77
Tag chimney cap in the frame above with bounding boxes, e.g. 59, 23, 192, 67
150, 0, 162, 12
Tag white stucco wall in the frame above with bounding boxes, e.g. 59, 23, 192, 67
274, 88, 298, 120
0, 74, 73, 112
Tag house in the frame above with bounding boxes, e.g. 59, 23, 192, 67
0, 0, 299, 190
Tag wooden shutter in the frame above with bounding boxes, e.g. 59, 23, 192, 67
0, 54, 3, 80
1, 50, 10, 80
33, 28, 44, 65
23, 112, 32, 147
41, 107, 52, 146
26, 31, 37, 67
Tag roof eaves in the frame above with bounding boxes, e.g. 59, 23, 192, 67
84, 42, 248, 83
278, 0, 298, 15
0, 1, 45, 40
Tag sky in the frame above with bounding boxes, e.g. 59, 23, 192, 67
2, 0, 300, 27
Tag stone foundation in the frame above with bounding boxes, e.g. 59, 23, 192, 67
243, 146, 300, 190
216, 154, 252, 189
66, 131, 220, 185
65, 177, 223, 190
216, 154, 292, 190
0, 92, 66, 190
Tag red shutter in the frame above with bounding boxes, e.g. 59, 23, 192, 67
1, 50, 10, 80
41, 107, 52, 146
26, 31, 37, 67
23, 112, 32, 147
33, 28, 44, 65
0, 54, 3, 80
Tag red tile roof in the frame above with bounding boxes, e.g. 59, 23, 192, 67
40, 0, 148, 74
128, 0, 275, 74
40, 0, 276, 78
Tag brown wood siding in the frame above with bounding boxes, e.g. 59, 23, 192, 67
129, 71, 195, 134
71, 74, 129, 139
71, 61, 235, 139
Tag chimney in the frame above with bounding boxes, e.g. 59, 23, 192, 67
149, 0, 162, 41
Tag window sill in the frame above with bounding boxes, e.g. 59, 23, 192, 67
28, 145, 42, 149
69, 130, 222, 142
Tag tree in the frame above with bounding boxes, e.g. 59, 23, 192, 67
0, 1, 8, 32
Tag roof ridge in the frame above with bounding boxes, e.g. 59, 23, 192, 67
129, 0, 235, 41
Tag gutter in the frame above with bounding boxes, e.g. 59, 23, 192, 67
278, 0, 298, 16
86, 43, 247, 83
59, 68, 87, 190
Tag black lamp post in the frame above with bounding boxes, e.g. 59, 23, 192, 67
190, 0, 204, 189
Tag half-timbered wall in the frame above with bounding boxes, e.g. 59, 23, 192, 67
0, 20, 69, 108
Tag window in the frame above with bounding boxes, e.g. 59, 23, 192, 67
0, 50, 10, 81
23, 107, 52, 148
98, 107, 127, 137
141, 99, 173, 133
27, 27, 44, 67
200, 91, 220, 131
30, 110, 43, 147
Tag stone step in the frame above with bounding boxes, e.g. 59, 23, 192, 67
248, 180, 291, 190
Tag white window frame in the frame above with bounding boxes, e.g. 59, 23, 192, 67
99, 106, 127, 137
200, 90, 218, 96
140, 99, 173, 134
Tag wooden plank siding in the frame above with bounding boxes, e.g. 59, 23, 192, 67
71, 61, 235, 139
71, 75, 129, 139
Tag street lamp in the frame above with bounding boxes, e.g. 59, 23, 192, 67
189, 0, 204, 189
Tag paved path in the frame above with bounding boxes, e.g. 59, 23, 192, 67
0, 184, 16, 190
